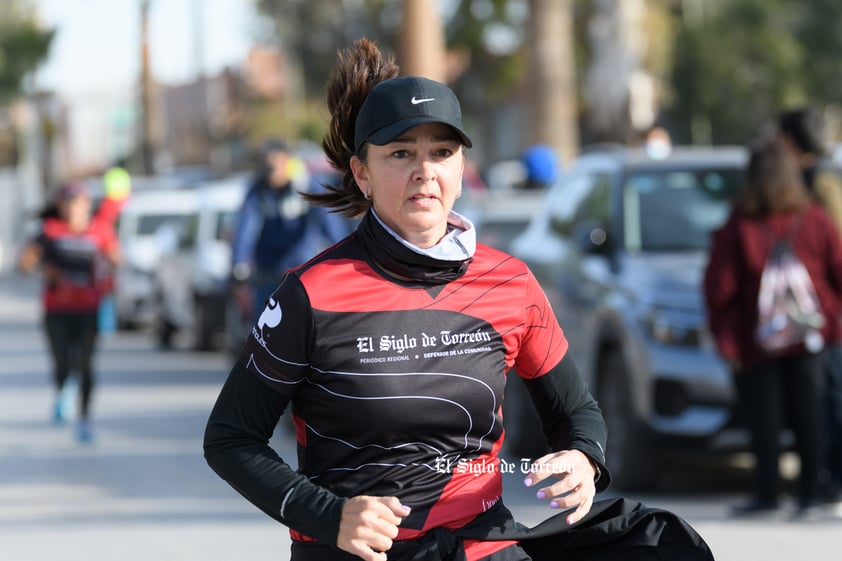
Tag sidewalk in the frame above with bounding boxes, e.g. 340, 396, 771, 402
0, 272, 291, 561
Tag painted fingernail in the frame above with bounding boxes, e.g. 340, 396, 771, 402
567, 516, 576, 525
523, 478, 532, 486
536, 491, 546, 499
401, 505, 412, 513
550, 501, 559, 508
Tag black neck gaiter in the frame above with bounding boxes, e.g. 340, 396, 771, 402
356, 211, 472, 285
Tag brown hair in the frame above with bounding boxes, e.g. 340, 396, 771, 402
303, 38, 399, 218
733, 139, 810, 217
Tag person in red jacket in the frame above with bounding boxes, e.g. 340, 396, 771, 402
704, 139, 842, 517
18, 181, 123, 443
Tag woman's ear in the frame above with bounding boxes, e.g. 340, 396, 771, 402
350, 156, 370, 196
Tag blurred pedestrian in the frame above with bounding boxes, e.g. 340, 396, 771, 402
643, 125, 673, 160
17, 181, 123, 443
778, 108, 842, 233
704, 139, 842, 517
97, 163, 132, 336
778, 107, 842, 502
521, 144, 559, 190
230, 138, 348, 328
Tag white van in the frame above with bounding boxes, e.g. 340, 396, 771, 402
114, 188, 200, 329
153, 175, 248, 350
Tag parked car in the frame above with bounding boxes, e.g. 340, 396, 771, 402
456, 183, 544, 248
153, 175, 248, 350
508, 145, 748, 490
114, 187, 200, 329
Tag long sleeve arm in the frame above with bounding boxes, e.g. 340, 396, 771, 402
203, 359, 346, 544
231, 188, 262, 273
703, 220, 742, 362
522, 353, 611, 492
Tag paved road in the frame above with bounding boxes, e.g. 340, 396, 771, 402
1, 273, 839, 561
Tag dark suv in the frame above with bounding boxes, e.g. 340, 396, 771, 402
507, 145, 747, 490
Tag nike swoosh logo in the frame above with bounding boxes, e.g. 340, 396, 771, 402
411, 96, 435, 104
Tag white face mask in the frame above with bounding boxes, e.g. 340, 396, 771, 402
646, 138, 672, 160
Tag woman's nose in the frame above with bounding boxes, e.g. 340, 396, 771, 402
412, 157, 437, 183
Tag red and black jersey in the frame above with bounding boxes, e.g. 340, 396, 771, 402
36, 216, 118, 313
205, 211, 608, 560
241, 231, 599, 542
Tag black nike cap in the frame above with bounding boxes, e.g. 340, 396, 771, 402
354, 76, 473, 154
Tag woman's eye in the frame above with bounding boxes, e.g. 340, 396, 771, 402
434, 148, 454, 158
391, 150, 410, 159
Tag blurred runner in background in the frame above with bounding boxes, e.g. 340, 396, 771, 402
18, 181, 125, 443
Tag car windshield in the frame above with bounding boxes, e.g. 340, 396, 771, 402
622, 167, 742, 252
136, 214, 192, 236
216, 210, 238, 242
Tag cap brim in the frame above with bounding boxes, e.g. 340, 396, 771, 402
365, 116, 473, 149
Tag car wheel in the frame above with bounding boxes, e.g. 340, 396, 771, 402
193, 295, 215, 352
598, 350, 658, 491
153, 289, 176, 350
156, 316, 177, 350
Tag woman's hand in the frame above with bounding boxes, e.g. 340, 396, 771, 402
337, 495, 411, 561
523, 449, 597, 525
231, 282, 254, 322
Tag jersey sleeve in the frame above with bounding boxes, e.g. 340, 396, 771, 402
513, 268, 569, 379
511, 269, 610, 489
203, 359, 346, 544
242, 272, 314, 397
521, 354, 611, 492
94, 221, 120, 254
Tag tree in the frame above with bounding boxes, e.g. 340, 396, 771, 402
255, 0, 395, 98
0, 0, 54, 104
0, 0, 54, 167
791, 0, 842, 110
576, 0, 675, 145
667, 0, 804, 145
253, 0, 396, 141
400, 0, 446, 80
526, 0, 578, 164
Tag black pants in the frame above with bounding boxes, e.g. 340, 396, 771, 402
44, 311, 98, 418
736, 352, 825, 505
822, 344, 842, 487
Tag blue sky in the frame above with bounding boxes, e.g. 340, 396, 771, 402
33, 0, 260, 96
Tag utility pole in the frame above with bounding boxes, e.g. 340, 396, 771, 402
139, 0, 155, 174
400, 0, 446, 81
192, 0, 205, 80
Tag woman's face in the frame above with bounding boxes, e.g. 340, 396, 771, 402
351, 122, 465, 248
60, 195, 92, 231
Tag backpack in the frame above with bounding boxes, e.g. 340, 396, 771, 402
755, 220, 826, 353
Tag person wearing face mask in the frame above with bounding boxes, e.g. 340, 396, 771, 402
778, 107, 842, 503
18, 182, 123, 443
204, 38, 713, 561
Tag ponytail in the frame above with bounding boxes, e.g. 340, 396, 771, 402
305, 38, 399, 218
